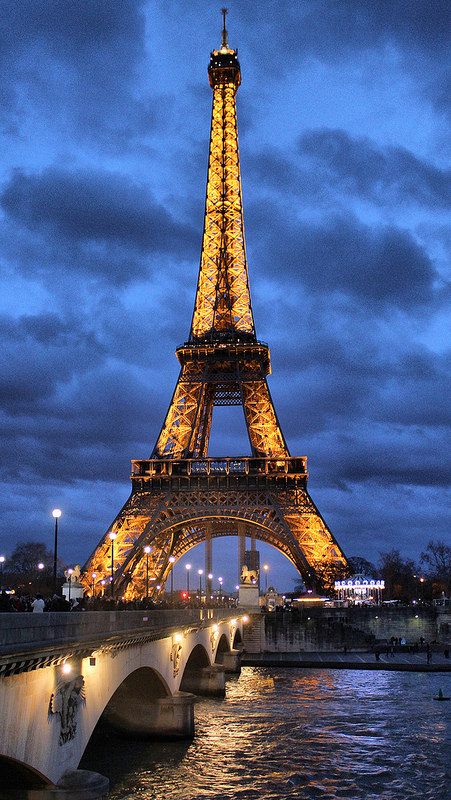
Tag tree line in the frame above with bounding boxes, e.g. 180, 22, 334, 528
0, 539, 450, 602
311, 540, 450, 600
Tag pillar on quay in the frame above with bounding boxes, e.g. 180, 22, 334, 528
181, 664, 226, 697
27, 769, 109, 800
222, 649, 241, 674
102, 691, 195, 738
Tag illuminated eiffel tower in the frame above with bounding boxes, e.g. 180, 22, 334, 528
82, 12, 347, 599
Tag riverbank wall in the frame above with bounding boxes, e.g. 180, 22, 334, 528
243, 607, 440, 654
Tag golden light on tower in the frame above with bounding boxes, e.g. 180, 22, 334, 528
81, 11, 348, 600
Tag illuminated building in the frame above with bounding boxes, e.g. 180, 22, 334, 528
335, 575, 385, 605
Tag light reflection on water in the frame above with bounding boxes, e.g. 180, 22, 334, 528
81, 668, 451, 800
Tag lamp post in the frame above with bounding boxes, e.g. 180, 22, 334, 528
419, 576, 425, 602
67, 568, 73, 602
36, 562, 44, 593
52, 509, 62, 594
263, 563, 269, 593
198, 569, 203, 604
91, 572, 97, 597
186, 563, 191, 598
169, 555, 176, 603
100, 579, 105, 596
208, 573, 213, 602
144, 545, 152, 600
218, 576, 223, 603
0, 555, 5, 590
109, 532, 117, 600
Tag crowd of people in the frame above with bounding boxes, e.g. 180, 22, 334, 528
0, 589, 237, 612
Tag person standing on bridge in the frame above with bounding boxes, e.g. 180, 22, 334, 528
31, 594, 45, 613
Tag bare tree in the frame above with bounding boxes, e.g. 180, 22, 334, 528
420, 540, 451, 596
378, 549, 418, 602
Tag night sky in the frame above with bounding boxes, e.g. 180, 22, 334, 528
1, 1, 449, 592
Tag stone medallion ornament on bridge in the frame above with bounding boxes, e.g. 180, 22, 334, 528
48, 675, 85, 746
170, 635, 183, 677
210, 625, 219, 654
81, 11, 347, 599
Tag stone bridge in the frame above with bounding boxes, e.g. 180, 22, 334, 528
0, 610, 245, 797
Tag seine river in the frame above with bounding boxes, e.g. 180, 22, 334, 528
81, 667, 451, 800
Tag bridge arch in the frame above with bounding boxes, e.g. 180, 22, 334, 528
99, 666, 171, 736
179, 643, 211, 694
214, 633, 230, 665
0, 755, 52, 791
232, 628, 243, 649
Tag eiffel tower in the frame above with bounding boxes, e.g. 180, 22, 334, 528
82, 12, 347, 599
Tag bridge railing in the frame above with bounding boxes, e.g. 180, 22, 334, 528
0, 609, 240, 653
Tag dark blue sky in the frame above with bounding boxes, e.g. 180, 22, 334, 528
1, 1, 449, 591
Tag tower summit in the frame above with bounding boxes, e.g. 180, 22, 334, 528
190, 7, 251, 343
82, 13, 348, 599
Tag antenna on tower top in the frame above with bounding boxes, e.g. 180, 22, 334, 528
221, 7, 228, 49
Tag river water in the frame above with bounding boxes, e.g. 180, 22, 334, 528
81, 667, 451, 800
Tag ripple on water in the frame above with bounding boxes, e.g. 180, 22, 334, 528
80, 667, 451, 800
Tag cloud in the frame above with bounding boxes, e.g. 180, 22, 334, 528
0, 0, 148, 141
249, 205, 437, 309
299, 129, 451, 208
2, 167, 193, 251
1, 166, 197, 284
0, 311, 106, 412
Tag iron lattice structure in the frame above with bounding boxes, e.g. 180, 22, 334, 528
82, 17, 347, 599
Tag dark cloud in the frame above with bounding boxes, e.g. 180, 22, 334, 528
299, 129, 451, 208
0, 360, 161, 484
0, 0, 148, 140
2, 167, 194, 252
0, 166, 198, 284
0, 311, 106, 411
249, 205, 436, 309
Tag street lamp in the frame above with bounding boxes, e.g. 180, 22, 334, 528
144, 545, 152, 599
263, 563, 269, 592
186, 563, 191, 597
218, 576, 223, 602
109, 532, 117, 600
34, 561, 44, 594
198, 569, 203, 603
169, 555, 176, 602
100, 579, 105, 596
419, 576, 425, 601
91, 572, 97, 597
67, 568, 73, 602
52, 508, 62, 594
0, 556, 4, 590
